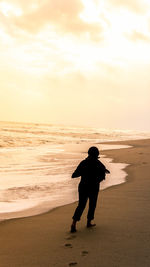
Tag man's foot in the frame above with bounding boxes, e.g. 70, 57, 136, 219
70, 225, 77, 233
87, 221, 96, 228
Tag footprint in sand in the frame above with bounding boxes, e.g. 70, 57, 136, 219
69, 262, 77, 266
65, 243, 73, 248
81, 250, 89, 257
65, 235, 76, 240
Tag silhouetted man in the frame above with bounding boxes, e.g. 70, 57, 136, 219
71, 146, 110, 233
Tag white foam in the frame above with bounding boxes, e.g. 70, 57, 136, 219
0, 144, 130, 220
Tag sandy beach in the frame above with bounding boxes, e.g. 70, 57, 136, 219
0, 138, 150, 267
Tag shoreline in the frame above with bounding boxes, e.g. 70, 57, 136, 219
0, 138, 150, 267
0, 143, 130, 221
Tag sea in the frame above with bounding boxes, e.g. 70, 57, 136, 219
0, 121, 150, 221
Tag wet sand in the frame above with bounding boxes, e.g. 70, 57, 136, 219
0, 139, 150, 267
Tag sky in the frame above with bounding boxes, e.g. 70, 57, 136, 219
0, 0, 150, 131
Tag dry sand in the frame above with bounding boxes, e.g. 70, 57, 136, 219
0, 139, 150, 267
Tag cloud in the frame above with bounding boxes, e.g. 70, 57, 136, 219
0, 12, 12, 35
126, 30, 150, 42
0, 9, 27, 41
0, 0, 41, 12
107, 0, 148, 13
12, 0, 102, 40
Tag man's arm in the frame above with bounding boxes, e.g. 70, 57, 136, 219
100, 161, 110, 174
98, 161, 110, 181
72, 161, 83, 178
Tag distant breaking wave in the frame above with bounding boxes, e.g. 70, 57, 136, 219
0, 121, 150, 148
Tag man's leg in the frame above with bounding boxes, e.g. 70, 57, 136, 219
87, 189, 99, 226
71, 187, 88, 232
72, 188, 88, 221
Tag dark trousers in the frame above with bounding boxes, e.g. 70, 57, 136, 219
72, 184, 99, 221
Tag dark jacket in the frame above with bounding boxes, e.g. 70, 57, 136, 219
72, 156, 109, 187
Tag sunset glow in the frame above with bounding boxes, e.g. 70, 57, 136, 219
0, 0, 150, 130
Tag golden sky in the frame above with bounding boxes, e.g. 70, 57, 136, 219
0, 0, 150, 130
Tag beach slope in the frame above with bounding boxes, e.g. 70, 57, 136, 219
0, 139, 150, 267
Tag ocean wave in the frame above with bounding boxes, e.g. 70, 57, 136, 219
0, 180, 74, 201
1, 121, 150, 149
0, 121, 150, 219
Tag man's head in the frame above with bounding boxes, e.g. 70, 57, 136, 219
88, 146, 99, 158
